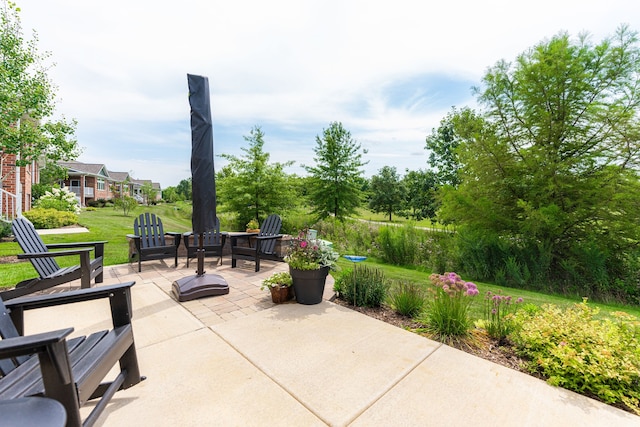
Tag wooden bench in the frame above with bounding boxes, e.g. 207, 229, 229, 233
0, 282, 143, 427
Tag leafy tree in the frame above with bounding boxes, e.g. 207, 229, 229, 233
425, 108, 467, 187
402, 169, 438, 221
175, 178, 192, 201
368, 166, 404, 221
0, 1, 78, 176
440, 26, 640, 298
32, 162, 68, 200
113, 195, 137, 216
140, 182, 157, 205
218, 126, 295, 226
305, 122, 367, 220
161, 186, 180, 203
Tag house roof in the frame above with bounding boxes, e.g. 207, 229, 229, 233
59, 161, 110, 178
108, 171, 131, 183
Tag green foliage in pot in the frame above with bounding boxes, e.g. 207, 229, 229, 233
260, 272, 293, 290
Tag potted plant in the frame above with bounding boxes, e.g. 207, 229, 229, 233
285, 229, 339, 305
246, 219, 260, 233
261, 272, 294, 303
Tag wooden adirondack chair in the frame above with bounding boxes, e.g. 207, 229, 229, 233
0, 281, 144, 427
1, 218, 106, 301
183, 217, 227, 267
231, 214, 284, 272
127, 213, 182, 272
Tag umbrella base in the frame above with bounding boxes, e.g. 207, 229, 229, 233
172, 273, 229, 302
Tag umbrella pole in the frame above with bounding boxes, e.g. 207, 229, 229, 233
197, 232, 205, 276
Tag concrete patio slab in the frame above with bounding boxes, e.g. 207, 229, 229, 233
212, 302, 441, 426
90, 328, 325, 427
352, 344, 639, 426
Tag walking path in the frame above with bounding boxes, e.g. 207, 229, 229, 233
17, 257, 639, 426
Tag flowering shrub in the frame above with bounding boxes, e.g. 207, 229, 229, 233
511, 301, 640, 414
482, 291, 524, 341
424, 272, 479, 338
35, 187, 80, 214
285, 229, 339, 271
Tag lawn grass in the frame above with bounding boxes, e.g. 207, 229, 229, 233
336, 257, 640, 320
2, 205, 639, 322
351, 208, 452, 230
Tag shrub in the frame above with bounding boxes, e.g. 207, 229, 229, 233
334, 264, 388, 307
480, 291, 524, 341
423, 272, 479, 339
34, 187, 80, 214
388, 280, 426, 317
0, 221, 11, 238
511, 301, 640, 414
377, 224, 419, 265
23, 208, 78, 229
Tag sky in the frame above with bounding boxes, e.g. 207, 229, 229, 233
15, 0, 640, 189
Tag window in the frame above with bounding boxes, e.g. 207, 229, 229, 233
97, 178, 105, 190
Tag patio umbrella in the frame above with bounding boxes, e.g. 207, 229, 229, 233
171, 74, 229, 302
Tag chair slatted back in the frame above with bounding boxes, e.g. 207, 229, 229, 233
193, 217, 222, 246
12, 218, 60, 279
258, 214, 282, 255
133, 213, 167, 249
0, 296, 28, 375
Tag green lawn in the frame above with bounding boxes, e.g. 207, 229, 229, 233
2, 205, 639, 321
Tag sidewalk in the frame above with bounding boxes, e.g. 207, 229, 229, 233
20, 258, 639, 426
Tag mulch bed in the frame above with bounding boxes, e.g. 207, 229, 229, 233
333, 298, 529, 374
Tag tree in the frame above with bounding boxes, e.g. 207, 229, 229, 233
161, 186, 180, 203
425, 108, 467, 187
32, 162, 68, 200
305, 122, 367, 220
368, 166, 404, 221
402, 169, 438, 221
175, 178, 192, 201
440, 26, 640, 297
0, 1, 78, 176
140, 182, 157, 205
218, 126, 295, 226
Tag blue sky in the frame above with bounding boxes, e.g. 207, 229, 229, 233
18, 0, 640, 188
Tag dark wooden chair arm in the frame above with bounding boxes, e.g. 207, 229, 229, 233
46, 241, 107, 249
165, 232, 182, 247
6, 282, 135, 335
17, 248, 93, 259
255, 234, 284, 241
0, 328, 74, 360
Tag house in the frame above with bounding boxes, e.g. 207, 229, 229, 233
57, 161, 162, 206
0, 152, 38, 221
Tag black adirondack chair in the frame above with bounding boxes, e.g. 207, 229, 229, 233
1, 218, 106, 301
0, 281, 144, 427
183, 217, 227, 267
231, 214, 283, 272
127, 213, 182, 272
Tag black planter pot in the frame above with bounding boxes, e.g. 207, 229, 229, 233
289, 266, 330, 305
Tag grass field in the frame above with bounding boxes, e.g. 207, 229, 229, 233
2, 204, 639, 320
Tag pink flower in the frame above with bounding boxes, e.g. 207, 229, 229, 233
300, 241, 308, 248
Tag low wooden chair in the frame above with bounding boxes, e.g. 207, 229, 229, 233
0, 281, 144, 427
183, 217, 227, 267
127, 213, 182, 272
1, 218, 106, 301
231, 214, 284, 272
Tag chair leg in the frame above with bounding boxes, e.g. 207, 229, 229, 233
255, 256, 260, 272
232, 256, 237, 268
